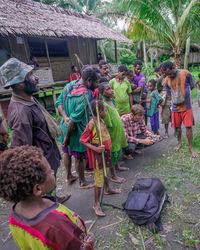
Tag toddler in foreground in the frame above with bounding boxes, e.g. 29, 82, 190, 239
80, 100, 120, 217
0, 145, 94, 250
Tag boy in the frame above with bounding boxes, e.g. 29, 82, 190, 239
0, 145, 94, 249
195, 73, 200, 108
99, 82, 133, 163
109, 65, 132, 116
80, 100, 120, 217
146, 79, 163, 135
69, 65, 81, 82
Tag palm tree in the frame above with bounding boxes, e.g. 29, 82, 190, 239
113, 0, 200, 67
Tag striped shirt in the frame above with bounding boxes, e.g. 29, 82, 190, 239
165, 70, 194, 112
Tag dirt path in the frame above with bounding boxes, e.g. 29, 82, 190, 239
1, 102, 200, 249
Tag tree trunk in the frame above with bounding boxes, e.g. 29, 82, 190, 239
143, 39, 148, 74
184, 37, 191, 70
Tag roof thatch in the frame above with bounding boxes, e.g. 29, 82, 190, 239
0, 0, 131, 43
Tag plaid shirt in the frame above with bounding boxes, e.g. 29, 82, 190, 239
121, 113, 152, 144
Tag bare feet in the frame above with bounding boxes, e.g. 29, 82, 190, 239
174, 143, 182, 152
79, 181, 94, 189
65, 175, 78, 184
110, 176, 126, 184
115, 166, 129, 172
134, 149, 142, 154
189, 147, 198, 158
55, 194, 71, 204
163, 133, 169, 139
104, 188, 121, 195
123, 154, 134, 160
93, 205, 105, 217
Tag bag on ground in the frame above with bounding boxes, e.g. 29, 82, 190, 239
123, 178, 168, 233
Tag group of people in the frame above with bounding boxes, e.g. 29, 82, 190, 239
0, 56, 198, 249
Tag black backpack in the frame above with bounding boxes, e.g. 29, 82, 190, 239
122, 178, 168, 233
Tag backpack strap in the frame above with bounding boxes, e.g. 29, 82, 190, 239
170, 70, 180, 89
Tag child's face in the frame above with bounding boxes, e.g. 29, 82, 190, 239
118, 71, 126, 80
134, 65, 142, 75
103, 84, 115, 99
99, 107, 106, 119
39, 157, 55, 195
126, 73, 133, 82
148, 82, 154, 92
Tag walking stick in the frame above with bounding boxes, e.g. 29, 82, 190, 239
83, 94, 107, 207
95, 101, 107, 178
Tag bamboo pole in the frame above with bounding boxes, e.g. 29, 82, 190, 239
95, 101, 107, 177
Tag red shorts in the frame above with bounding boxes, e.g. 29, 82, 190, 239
172, 109, 194, 128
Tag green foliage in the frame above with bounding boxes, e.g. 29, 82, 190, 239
119, 50, 136, 67
113, 0, 200, 65
159, 54, 170, 63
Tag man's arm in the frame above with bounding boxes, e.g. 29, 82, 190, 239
8, 108, 33, 148
139, 119, 154, 137
187, 73, 195, 90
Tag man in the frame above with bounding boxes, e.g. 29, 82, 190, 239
161, 61, 197, 157
69, 65, 81, 82
132, 60, 147, 124
99, 60, 111, 81
121, 104, 156, 155
56, 66, 100, 189
155, 65, 171, 138
0, 58, 70, 203
29, 55, 40, 70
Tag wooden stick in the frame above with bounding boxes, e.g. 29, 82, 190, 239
138, 226, 146, 250
96, 101, 107, 177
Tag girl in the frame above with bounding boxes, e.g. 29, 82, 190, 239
146, 79, 163, 135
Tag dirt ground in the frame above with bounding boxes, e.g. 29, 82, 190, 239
0, 102, 200, 250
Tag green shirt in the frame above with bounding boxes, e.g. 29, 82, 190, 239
109, 78, 132, 115
104, 102, 127, 152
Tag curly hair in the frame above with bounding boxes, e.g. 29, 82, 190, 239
0, 145, 47, 203
90, 100, 105, 117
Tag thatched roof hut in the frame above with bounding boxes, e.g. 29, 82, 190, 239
0, 0, 131, 83
0, 0, 131, 43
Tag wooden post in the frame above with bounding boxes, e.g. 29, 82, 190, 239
44, 38, 51, 68
184, 37, 191, 70
23, 36, 29, 63
114, 40, 118, 65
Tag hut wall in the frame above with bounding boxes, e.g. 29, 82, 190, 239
67, 37, 97, 67
181, 52, 200, 65
8, 35, 28, 63
37, 57, 71, 82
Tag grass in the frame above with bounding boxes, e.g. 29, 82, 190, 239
94, 127, 200, 249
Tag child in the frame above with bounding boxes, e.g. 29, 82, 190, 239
99, 82, 133, 163
195, 73, 200, 108
80, 100, 120, 217
69, 65, 81, 82
0, 116, 9, 155
126, 69, 133, 83
0, 145, 94, 249
146, 79, 163, 135
109, 65, 132, 116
